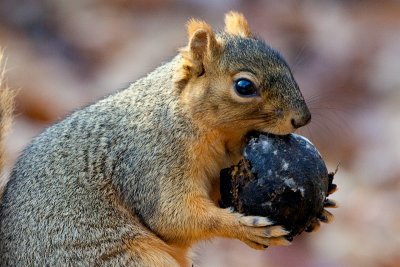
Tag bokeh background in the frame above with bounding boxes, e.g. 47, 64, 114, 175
1, 0, 399, 266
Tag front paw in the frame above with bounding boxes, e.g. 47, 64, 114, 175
305, 207, 336, 232
236, 214, 291, 250
306, 167, 339, 233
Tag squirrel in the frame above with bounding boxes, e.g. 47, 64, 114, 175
0, 12, 313, 266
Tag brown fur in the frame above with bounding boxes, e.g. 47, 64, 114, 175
0, 12, 311, 266
224, 11, 252, 37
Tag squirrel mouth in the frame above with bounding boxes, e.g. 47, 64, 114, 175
245, 129, 291, 142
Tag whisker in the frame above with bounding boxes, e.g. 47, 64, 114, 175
309, 118, 331, 138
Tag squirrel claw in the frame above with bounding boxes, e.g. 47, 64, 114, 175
239, 215, 274, 227
305, 219, 321, 232
328, 184, 338, 195
318, 209, 334, 223
324, 198, 338, 208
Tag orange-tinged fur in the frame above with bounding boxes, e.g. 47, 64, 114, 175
0, 12, 312, 266
224, 11, 252, 37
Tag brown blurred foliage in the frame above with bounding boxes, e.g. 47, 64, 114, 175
1, 1, 399, 266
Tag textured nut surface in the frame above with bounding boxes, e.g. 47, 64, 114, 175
220, 133, 330, 237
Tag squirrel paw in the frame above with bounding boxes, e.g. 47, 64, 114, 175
305, 198, 338, 232
237, 214, 291, 250
306, 168, 339, 233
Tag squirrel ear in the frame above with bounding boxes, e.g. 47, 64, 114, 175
185, 19, 219, 63
224, 11, 252, 38
189, 28, 210, 61
176, 19, 221, 88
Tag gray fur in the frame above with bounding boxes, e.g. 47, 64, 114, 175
219, 34, 306, 109
0, 58, 193, 265
0, 30, 309, 265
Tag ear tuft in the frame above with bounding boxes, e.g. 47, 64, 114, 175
224, 11, 252, 38
187, 19, 213, 40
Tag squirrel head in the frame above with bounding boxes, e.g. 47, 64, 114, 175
176, 11, 311, 137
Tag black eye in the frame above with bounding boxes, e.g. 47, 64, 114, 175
234, 78, 258, 97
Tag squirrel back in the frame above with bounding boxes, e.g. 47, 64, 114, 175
0, 12, 310, 266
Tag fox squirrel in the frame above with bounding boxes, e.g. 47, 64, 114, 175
0, 12, 312, 266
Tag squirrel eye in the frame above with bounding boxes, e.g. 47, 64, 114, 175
234, 78, 258, 97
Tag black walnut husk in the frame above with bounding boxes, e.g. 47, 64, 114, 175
220, 133, 330, 237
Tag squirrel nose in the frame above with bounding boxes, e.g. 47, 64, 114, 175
291, 112, 311, 129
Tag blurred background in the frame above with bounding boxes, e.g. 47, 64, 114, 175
1, 0, 399, 266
